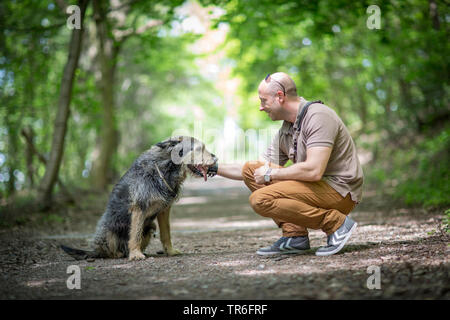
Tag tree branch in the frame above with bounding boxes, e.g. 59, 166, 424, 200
113, 19, 163, 42
107, 0, 142, 13
55, 0, 69, 13
21, 129, 75, 204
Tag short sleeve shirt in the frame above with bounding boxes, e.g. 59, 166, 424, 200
262, 100, 364, 203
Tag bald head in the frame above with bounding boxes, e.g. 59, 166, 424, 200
259, 72, 298, 99
257, 72, 302, 122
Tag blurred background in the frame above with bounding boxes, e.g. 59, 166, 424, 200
0, 0, 448, 212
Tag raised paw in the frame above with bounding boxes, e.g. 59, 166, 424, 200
129, 250, 146, 261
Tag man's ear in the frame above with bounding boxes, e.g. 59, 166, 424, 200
277, 91, 285, 103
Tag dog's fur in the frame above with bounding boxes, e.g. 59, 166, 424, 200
61, 136, 217, 261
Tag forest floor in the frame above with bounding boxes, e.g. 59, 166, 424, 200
0, 177, 449, 300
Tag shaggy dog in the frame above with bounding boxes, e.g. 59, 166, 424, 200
61, 136, 217, 261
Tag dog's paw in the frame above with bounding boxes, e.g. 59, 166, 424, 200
128, 250, 146, 261
166, 248, 182, 256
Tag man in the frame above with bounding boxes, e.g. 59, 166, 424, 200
210, 72, 363, 256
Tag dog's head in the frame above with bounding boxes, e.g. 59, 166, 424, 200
155, 136, 218, 181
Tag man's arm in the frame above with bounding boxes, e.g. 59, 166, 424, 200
255, 146, 332, 183
217, 163, 244, 181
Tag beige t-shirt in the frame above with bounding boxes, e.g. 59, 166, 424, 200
262, 100, 364, 203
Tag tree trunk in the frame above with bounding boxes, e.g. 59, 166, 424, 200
38, 0, 89, 209
91, 0, 120, 190
428, 0, 440, 30
398, 78, 418, 130
23, 126, 35, 188
5, 110, 18, 197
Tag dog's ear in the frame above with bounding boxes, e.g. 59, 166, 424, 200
156, 141, 169, 149
156, 141, 175, 149
156, 137, 181, 149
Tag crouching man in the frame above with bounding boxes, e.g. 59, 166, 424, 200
208, 72, 363, 256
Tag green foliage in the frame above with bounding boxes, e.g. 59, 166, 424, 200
0, 0, 448, 211
394, 126, 450, 208
363, 125, 449, 208
0, 0, 224, 196
443, 208, 450, 233
0, 0, 66, 196
42, 213, 65, 224
204, 0, 449, 208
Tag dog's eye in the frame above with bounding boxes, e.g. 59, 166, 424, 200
179, 148, 184, 157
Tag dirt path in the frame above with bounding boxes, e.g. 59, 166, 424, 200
0, 178, 449, 299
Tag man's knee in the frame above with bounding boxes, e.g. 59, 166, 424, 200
249, 190, 272, 217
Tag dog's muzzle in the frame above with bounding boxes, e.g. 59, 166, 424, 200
187, 155, 218, 181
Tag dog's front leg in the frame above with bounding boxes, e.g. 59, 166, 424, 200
128, 206, 146, 261
157, 206, 181, 256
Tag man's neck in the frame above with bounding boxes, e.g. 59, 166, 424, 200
284, 96, 306, 123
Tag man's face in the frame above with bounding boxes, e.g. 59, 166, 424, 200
258, 84, 282, 121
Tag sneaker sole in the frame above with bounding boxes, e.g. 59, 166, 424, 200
315, 222, 357, 256
256, 248, 310, 256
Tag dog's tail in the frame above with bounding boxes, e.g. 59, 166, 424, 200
60, 245, 100, 260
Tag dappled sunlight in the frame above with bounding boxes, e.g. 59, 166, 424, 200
171, 217, 274, 232
211, 259, 254, 267
235, 269, 279, 276
25, 278, 60, 288
351, 224, 435, 244
102, 263, 135, 270
0, 0, 447, 301
182, 176, 249, 193
231, 256, 334, 277
177, 196, 209, 205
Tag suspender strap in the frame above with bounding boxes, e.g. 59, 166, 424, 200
292, 100, 323, 163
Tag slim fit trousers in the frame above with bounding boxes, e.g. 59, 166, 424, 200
242, 161, 356, 236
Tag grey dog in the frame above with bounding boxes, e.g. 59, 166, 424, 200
61, 136, 217, 261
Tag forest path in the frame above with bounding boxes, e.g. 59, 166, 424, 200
0, 177, 448, 299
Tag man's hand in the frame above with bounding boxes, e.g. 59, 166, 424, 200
254, 166, 266, 185
254, 164, 278, 185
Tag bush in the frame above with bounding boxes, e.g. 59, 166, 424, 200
394, 126, 450, 208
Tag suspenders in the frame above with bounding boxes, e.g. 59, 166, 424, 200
292, 100, 323, 163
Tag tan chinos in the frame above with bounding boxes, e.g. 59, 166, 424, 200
243, 161, 356, 236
